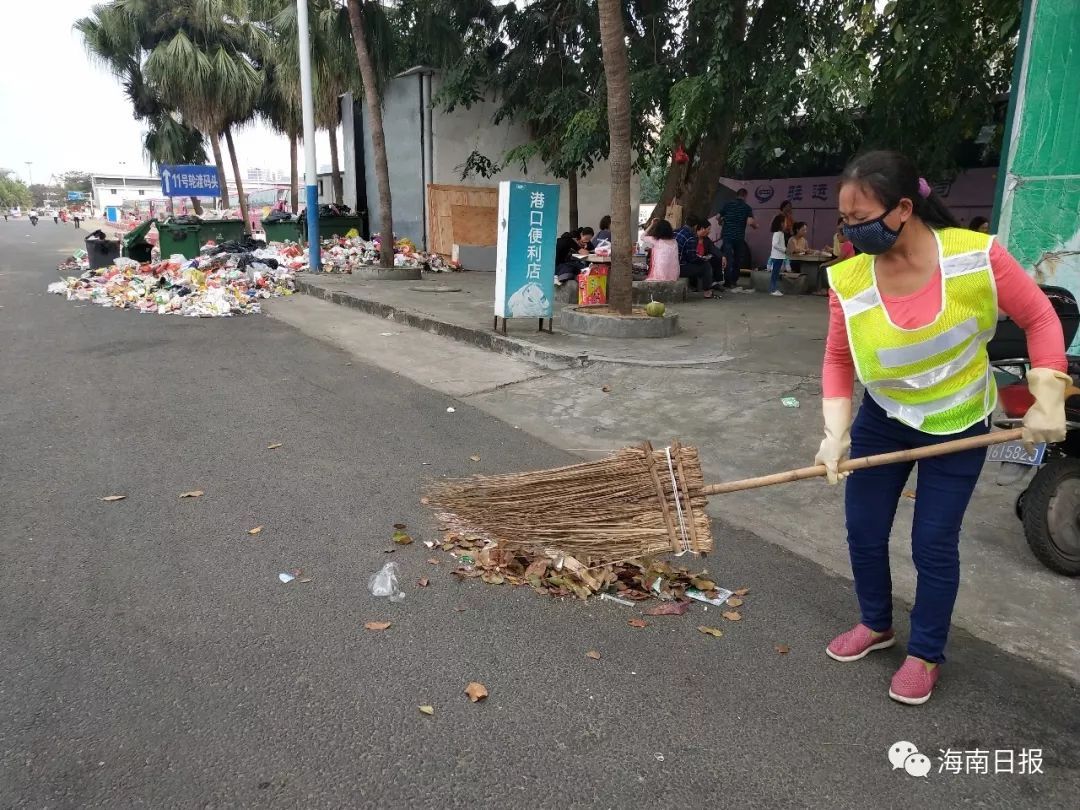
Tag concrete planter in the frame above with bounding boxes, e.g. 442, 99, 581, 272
750, 269, 772, 293
349, 265, 423, 281
558, 305, 680, 338
633, 279, 688, 304
780, 273, 808, 295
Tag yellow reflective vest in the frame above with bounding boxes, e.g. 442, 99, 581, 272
827, 228, 998, 435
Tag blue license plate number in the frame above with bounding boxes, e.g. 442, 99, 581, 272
987, 441, 1046, 466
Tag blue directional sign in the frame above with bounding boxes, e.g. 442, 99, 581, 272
66, 191, 85, 201
159, 165, 221, 197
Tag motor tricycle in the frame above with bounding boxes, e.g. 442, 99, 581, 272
989, 285, 1080, 576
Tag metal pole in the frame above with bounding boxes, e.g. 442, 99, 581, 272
297, 0, 320, 271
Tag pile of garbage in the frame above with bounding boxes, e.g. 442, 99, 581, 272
313, 232, 459, 274
428, 527, 740, 607
47, 245, 298, 317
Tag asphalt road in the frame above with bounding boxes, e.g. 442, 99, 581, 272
1, 221, 1078, 808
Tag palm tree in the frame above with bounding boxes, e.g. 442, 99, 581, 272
143, 111, 210, 213
258, 60, 303, 211
347, 0, 395, 267
144, 1, 267, 229
597, 0, 633, 315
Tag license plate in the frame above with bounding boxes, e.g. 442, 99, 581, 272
987, 440, 1046, 466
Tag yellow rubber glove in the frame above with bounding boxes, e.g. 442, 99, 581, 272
814, 397, 853, 484
1023, 368, 1071, 450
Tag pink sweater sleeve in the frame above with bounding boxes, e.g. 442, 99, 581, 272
820, 240, 1067, 399
990, 241, 1067, 372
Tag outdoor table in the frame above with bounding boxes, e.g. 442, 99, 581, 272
791, 251, 833, 293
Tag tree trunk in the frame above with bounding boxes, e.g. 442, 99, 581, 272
189, 196, 203, 215
568, 170, 579, 230
210, 132, 230, 208
348, 0, 394, 268
328, 125, 344, 206
289, 131, 300, 212
223, 127, 250, 233
597, 0, 633, 315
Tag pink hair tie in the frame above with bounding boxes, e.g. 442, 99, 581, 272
917, 177, 932, 198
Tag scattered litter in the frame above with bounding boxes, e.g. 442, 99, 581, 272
278, 572, 296, 584
601, 385, 612, 393
722, 610, 743, 622
726, 596, 744, 608
423, 540, 436, 548
600, 593, 634, 607
654, 753, 665, 762
628, 619, 648, 628
267, 443, 283, 450
643, 600, 689, 616
686, 586, 735, 606
417, 577, 430, 588
734, 587, 750, 596
179, 490, 204, 499
426, 557, 441, 565
364, 621, 392, 631
586, 650, 602, 660
697, 625, 724, 638
248, 526, 263, 536
419, 705, 435, 716
368, 562, 405, 602
312, 234, 458, 274
781, 397, 800, 408
469, 454, 481, 462
100, 495, 126, 502
775, 644, 791, 654
379, 332, 398, 337
446, 407, 456, 413
464, 682, 489, 702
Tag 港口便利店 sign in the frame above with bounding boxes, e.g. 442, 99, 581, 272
495, 181, 560, 319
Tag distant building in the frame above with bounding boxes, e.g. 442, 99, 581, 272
90, 173, 167, 213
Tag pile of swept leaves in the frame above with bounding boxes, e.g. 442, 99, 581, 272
433, 530, 728, 604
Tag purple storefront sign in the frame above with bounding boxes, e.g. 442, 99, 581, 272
717, 168, 998, 268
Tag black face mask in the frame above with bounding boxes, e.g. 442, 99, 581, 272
842, 207, 905, 255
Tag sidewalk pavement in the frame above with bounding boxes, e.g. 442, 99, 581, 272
285, 270, 1080, 680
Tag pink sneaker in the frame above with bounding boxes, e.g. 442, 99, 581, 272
826, 623, 896, 662
889, 657, 940, 705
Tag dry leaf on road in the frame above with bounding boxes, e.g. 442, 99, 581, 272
775, 644, 791, 654
628, 619, 648, 628
267, 443, 283, 450
426, 558, 440, 565
417, 577, 430, 588
464, 682, 488, 702
586, 650, 602, 660
393, 531, 413, 545
644, 600, 689, 616
697, 625, 724, 638
722, 610, 742, 621
726, 597, 744, 608
393, 523, 407, 530
179, 490, 204, 499
734, 587, 750, 596
469, 454, 481, 462
364, 621, 392, 631
601, 385, 611, 393
100, 495, 126, 502
248, 526, 263, 536
418, 705, 434, 715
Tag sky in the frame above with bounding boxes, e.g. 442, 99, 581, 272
0, 1, 334, 185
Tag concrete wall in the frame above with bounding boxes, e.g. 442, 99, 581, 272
350, 72, 639, 251
359, 77, 425, 245
429, 74, 637, 241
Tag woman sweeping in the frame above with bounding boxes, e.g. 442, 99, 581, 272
816, 151, 1068, 705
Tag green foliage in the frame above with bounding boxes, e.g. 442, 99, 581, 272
0, 171, 32, 208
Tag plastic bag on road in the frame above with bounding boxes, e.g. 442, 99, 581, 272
369, 562, 405, 602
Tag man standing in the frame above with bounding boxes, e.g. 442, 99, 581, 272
718, 188, 757, 291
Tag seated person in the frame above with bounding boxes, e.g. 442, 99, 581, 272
594, 215, 612, 248
787, 221, 810, 273
555, 228, 590, 283
580, 226, 596, 251
674, 216, 719, 299
639, 218, 679, 281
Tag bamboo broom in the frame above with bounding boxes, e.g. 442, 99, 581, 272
425, 429, 1024, 563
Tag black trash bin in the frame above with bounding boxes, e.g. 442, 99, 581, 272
85, 230, 121, 270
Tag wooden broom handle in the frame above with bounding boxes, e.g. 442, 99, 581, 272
701, 428, 1024, 496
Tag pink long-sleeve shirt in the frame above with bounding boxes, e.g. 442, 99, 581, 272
823, 240, 1066, 398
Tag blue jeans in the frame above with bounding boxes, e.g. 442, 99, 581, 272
768, 258, 784, 291
719, 239, 740, 287
845, 394, 988, 663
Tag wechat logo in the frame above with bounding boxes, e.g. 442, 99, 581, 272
889, 741, 932, 777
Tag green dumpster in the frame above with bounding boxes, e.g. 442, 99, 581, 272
123, 219, 155, 263
201, 218, 248, 244
262, 219, 301, 243
158, 220, 203, 259
302, 215, 365, 242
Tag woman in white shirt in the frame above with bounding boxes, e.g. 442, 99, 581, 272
768, 214, 787, 296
